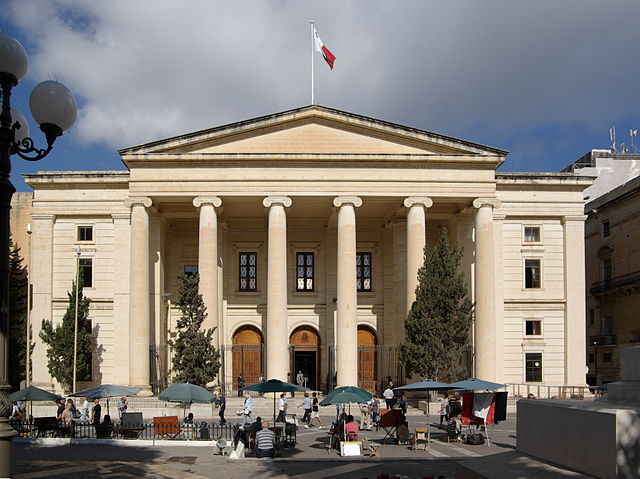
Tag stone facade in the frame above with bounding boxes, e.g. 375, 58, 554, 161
585, 174, 640, 385
10, 106, 591, 394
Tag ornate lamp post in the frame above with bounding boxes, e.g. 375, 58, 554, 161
0, 32, 77, 477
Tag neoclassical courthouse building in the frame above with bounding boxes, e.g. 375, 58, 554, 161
11, 106, 591, 395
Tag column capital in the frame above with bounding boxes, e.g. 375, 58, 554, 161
403, 196, 433, 209
193, 196, 222, 208
333, 196, 362, 208
472, 198, 501, 210
125, 196, 152, 208
263, 196, 292, 208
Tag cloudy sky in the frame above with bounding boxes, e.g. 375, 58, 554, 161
5, 0, 640, 191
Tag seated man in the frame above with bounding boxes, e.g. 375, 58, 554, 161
254, 420, 276, 458
447, 413, 463, 441
344, 414, 359, 441
251, 416, 263, 434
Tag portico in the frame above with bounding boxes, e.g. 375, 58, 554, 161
19, 105, 591, 395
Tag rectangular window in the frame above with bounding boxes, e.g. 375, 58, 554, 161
296, 252, 314, 291
239, 252, 257, 291
602, 315, 613, 335
523, 226, 541, 243
602, 220, 610, 238
525, 353, 543, 382
183, 265, 198, 276
79, 258, 93, 288
589, 309, 595, 326
524, 259, 541, 289
356, 252, 372, 292
603, 352, 613, 363
77, 225, 93, 242
525, 319, 542, 336
602, 258, 612, 284
588, 353, 594, 363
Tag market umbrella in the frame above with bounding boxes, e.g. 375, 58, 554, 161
447, 378, 506, 391
158, 383, 217, 420
10, 386, 63, 402
320, 386, 372, 406
71, 384, 141, 415
241, 379, 308, 421
394, 380, 454, 441
11, 386, 63, 420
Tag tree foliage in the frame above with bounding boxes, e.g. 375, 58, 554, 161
40, 276, 92, 393
9, 236, 32, 389
398, 228, 473, 381
169, 272, 220, 386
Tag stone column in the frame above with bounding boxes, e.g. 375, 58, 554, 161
333, 196, 362, 387
473, 198, 500, 382
263, 196, 292, 381
563, 215, 588, 386
125, 197, 153, 396
193, 196, 222, 345
404, 197, 433, 313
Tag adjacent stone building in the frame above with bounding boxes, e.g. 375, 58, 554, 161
11, 105, 591, 394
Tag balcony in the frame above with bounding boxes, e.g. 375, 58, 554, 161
590, 335, 617, 346
590, 270, 640, 294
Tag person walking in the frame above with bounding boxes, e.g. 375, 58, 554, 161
218, 391, 226, 424
299, 392, 312, 427
242, 392, 253, 427
80, 398, 90, 423
309, 392, 324, 428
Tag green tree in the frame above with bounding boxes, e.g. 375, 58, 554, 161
169, 272, 220, 386
398, 228, 474, 381
8, 236, 31, 389
40, 277, 92, 393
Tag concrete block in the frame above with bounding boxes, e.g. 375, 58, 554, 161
620, 346, 640, 382
517, 399, 640, 479
456, 451, 588, 479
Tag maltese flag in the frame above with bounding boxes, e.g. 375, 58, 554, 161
313, 26, 336, 69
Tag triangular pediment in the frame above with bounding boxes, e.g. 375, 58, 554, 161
119, 105, 507, 159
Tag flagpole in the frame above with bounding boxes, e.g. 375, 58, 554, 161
310, 20, 315, 105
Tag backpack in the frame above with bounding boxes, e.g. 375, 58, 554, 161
466, 433, 485, 445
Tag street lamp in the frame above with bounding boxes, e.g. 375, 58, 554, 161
73, 246, 81, 394
26, 222, 32, 388
0, 32, 77, 477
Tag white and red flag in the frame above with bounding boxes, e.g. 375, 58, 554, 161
313, 26, 336, 70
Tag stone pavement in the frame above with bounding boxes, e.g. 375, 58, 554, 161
14, 414, 518, 478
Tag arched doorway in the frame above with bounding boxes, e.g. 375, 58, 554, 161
232, 326, 264, 391
358, 326, 378, 391
289, 326, 320, 390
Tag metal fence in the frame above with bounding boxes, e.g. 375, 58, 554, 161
507, 384, 593, 399
13, 419, 238, 442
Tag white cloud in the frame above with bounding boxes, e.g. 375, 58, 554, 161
7, 0, 640, 160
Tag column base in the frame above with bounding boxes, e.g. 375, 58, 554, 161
134, 386, 154, 397
0, 418, 17, 478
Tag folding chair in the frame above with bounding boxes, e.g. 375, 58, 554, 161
412, 427, 429, 451
364, 437, 381, 458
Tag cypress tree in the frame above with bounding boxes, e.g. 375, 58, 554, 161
169, 272, 220, 386
40, 277, 92, 393
8, 236, 30, 389
398, 228, 473, 381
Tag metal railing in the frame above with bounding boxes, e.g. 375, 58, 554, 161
11, 419, 238, 441
507, 384, 593, 399
590, 270, 640, 294
590, 334, 617, 346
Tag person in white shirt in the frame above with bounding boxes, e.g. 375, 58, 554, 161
242, 392, 253, 427
383, 385, 396, 409
276, 393, 287, 422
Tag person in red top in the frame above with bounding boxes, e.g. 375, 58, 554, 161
344, 414, 359, 441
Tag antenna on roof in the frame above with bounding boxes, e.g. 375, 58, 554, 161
630, 129, 638, 153
609, 127, 618, 153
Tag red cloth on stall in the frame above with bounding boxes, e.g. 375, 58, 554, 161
460, 392, 497, 425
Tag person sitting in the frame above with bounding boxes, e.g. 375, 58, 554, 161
344, 414, 359, 441
251, 416, 263, 434
254, 420, 276, 458
184, 412, 194, 424
96, 414, 115, 439
447, 413, 463, 441
9, 411, 22, 433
